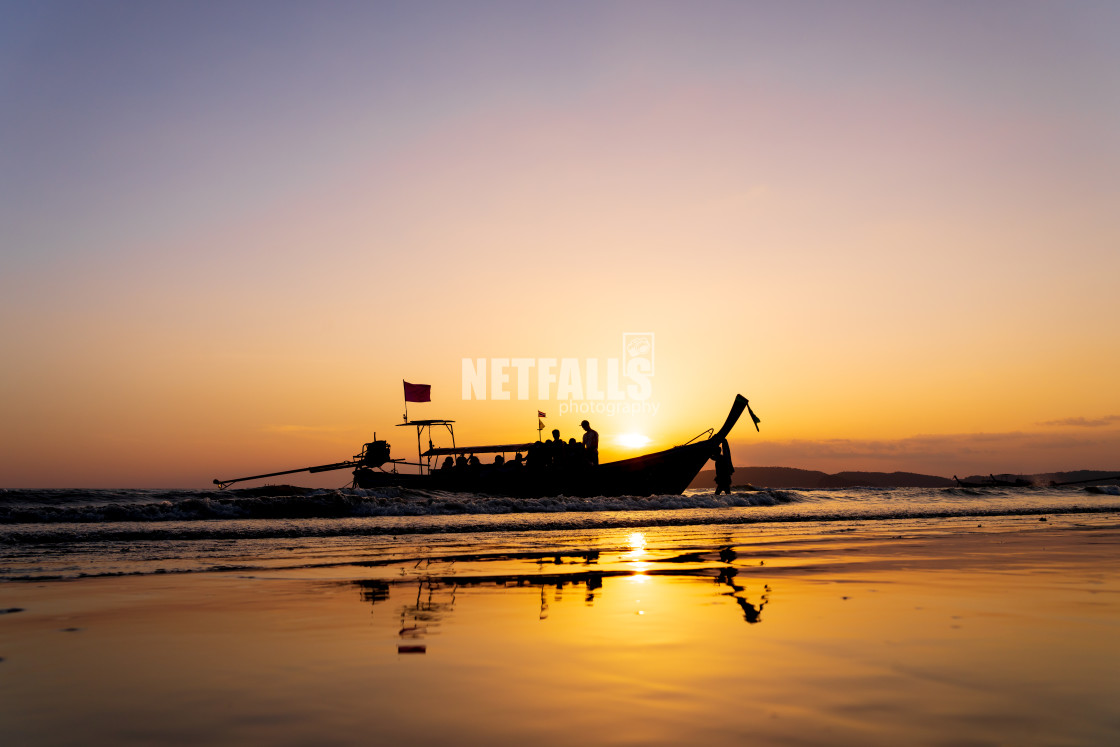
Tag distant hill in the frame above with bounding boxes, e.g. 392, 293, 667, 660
819, 471, 956, 488
689, 467, 1120, 490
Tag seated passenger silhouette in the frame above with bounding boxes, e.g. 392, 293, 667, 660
547, 429, 564, 467
525, 442, 545, 470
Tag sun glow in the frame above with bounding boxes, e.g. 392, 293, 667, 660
616, 433, 651, 449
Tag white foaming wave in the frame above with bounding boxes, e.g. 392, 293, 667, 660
345, 489, 805, 516
12, 485, 1117, 527
0, 487, 811, 524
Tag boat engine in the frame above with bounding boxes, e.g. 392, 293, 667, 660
359, 440, 391, 468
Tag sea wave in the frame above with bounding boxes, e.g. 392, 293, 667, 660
0, 487, 802, 524
1, 485, 1117, 550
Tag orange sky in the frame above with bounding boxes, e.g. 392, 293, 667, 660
2, 2, 1118, 487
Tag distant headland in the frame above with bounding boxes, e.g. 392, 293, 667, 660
688, 468, 1120, 490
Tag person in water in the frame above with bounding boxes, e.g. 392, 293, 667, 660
713, 439, 734, 495
580, 420, 599, 465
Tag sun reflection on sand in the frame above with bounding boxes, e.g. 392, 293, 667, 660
624, 531, 649, 573
626, 531, 646, 552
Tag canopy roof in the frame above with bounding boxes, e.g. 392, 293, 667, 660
423, 442, 536, 457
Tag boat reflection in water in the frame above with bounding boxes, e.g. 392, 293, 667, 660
352, 532, 772, 657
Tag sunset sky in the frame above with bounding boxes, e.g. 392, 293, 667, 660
2, 1, 1118, 488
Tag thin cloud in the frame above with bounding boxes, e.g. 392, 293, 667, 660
1038, 415, 1120, 428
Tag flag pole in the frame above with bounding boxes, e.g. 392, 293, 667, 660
402, 380, 408, 423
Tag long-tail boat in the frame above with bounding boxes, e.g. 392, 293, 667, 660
215, 394, 752, 497
953, 474, 1034, 488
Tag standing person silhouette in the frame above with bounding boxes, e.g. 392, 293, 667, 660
714, 439, 734, 495
580, 420, 599, 465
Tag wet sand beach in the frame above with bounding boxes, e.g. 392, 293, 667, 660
2, 514, 1118, 746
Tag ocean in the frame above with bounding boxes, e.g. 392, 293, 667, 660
3, 483, 1119, 745
2, 484, 1117, 581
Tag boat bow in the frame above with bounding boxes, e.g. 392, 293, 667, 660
713, 394, 749, 443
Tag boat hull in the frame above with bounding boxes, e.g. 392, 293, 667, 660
352, 439, 715, 497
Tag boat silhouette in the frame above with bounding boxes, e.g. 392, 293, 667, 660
953, 473, 1033, 488
216, 394, 752, 497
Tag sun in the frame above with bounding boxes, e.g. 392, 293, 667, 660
616, 433, 651, 449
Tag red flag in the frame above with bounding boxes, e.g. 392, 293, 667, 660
537, 411, 546, 418
403, 381, 431, 403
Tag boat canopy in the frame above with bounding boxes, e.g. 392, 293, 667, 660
423, 442, 537, 457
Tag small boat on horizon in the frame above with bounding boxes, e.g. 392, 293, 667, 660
953, 474, 1034, 489
215, 394, 754, 498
